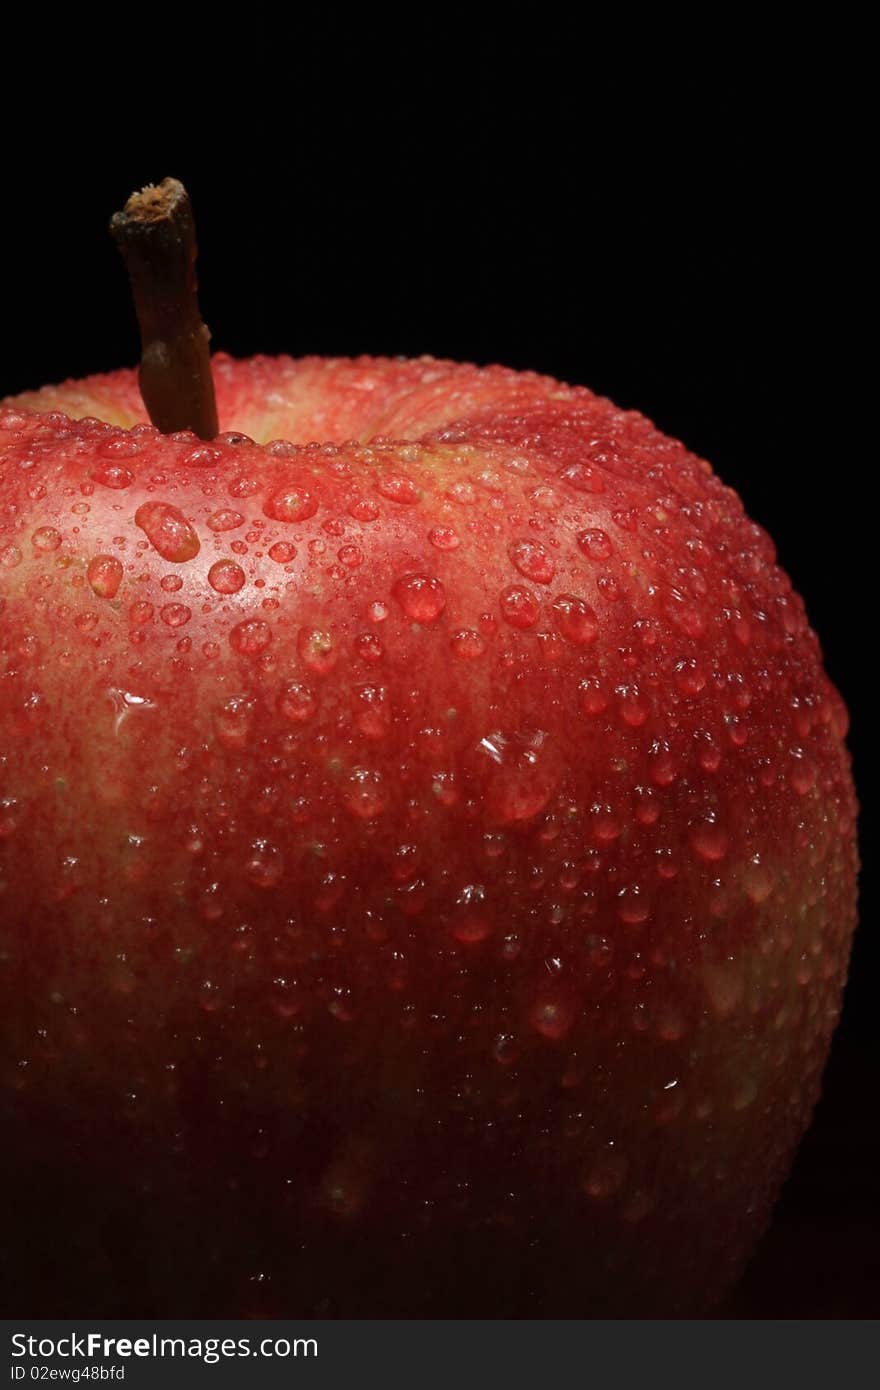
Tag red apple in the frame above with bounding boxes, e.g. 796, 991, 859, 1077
0, 348, 858, 1317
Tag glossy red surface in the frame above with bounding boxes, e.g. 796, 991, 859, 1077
0, 356, 858, 1315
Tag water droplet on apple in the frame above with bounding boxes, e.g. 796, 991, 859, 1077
268, 541, 297, 563
479, 728, 557, 824
208, 559, 246, 594
213, 695, 255, 749
552, 594, 599, 645
376, 474, 420, 505
198, 883, 225, 921
492, 1032, 519, 1065
99, 434, 140, 458
298, 626, 337, 674
344, 767, 388, 819
183, 444, 224, 467
733, 1075, 758, 1111
560, 462, 604, 493
91, 463, 134, 489
245, 839, 284, 889
0, 544, 23, 568
31, 526, 62, 552
617, 885, 650, 925
129, 600, 154, 625
576, 528, 613, 561
499, 584, 540, 629
789, 750, 817, 795
135, 501, 200, 562
87, 555, 123, 599
618, 687, 648, 728
429, 526, 460, 550
450, 883, 491, 942
531, 998, 573, 1040
264, 485, 318, 523
743, 855, 775, 904
690, 818, 729, 862
230, 619, 272, 655
0, 797, 22, 838
277, 681, 317, 724
348, 495, 380, 522
352, 683, 390, 739
450, 629, 486, 660
228, 475, 259, 499
508, 538, 555, 584
353, 631, 383, 664
392, 573, 446, 623
578, 677, 608, 715
207, 509, 245, 532
674, 659, 706, 697
337, 544, 363, 568
160, 603, 192, 628
697, 734, 722, 773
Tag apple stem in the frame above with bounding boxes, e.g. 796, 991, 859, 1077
110, 178, 219, 440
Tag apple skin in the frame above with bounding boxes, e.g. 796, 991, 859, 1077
0, 354, 858, 1316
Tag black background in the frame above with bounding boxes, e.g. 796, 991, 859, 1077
2, 21, 873, 1315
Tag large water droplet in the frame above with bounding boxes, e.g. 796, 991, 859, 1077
578, 676, 608, 715
499, 584, 540, 628
264, 486, 318, 523
352, 683, 391, 738
183, 444, 224, 467
0, 797, 22, 838
268, 541, 297, 564
479, 728, 557, 824
31, 526, 62, 552
277, 681, 317, 724
530, 998, 573, 1040
298, 626, 337, 674
0, 544, 23, 568
674, 659, 706, 697
690, 818, 729, 862
337, 544, 363, 569
552, 593, 599, 645
129, 600, 154, 625
450, 628, 486, 660
87, 554, 123, 599
348, 495, 380, 522
135, 501, 200, 562
207, 509, 245, 532
577, 528, 613, 561
429, 525, 460, 550
245, 839, 284, 889
92, 463, 134, 489
450, 883, 492, 942
508, 538, 555, 584
492, 1032, 519, 1065
392, 573, 446, 623
230, 618, 272, 655
344, 767, 388, 819
743, 855, 775, 904
376, 474, 420, 505
560, 462, 604, 494
160, 603, 192, 628
208, 559, 246, 594
213, 695, 255, 749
